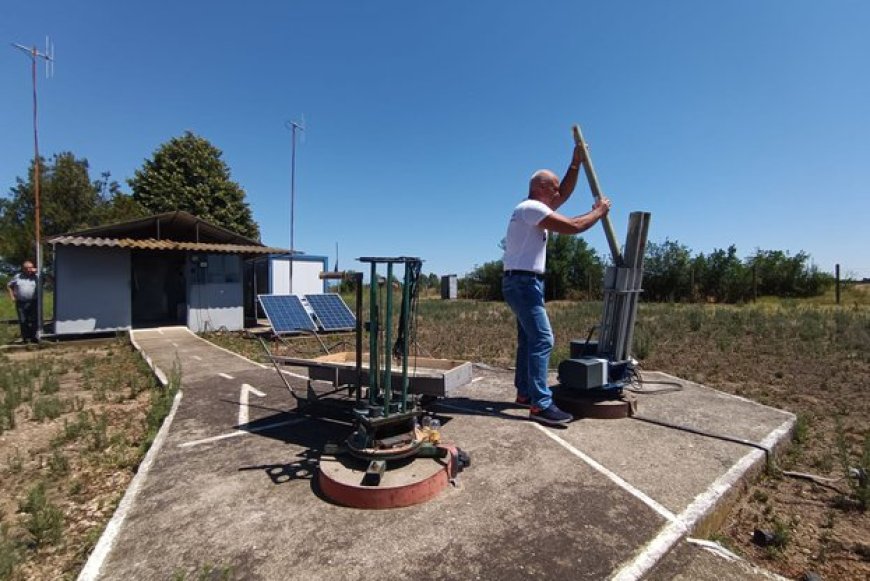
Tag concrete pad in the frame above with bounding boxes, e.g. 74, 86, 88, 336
80, 329, 794, 580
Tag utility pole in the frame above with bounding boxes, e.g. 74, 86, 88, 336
12, 37, 54, 340
285, 118, 304, 294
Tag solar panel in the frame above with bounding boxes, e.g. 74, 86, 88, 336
258, 294, 317, 333
305, 293, 356, 331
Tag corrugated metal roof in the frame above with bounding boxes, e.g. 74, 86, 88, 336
50, 236, 288, 255
55, 211, 262, 246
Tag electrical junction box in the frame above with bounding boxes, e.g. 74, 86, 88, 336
558, 357, 609, 390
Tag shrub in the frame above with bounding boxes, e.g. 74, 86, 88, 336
31, 396, 63, 422
632, 326, 653, 360
47, 450, 69, 477
0, 522, 20, 581
19, 482, 64, 547
40, 371, 60, 395
53, 411, 92, 445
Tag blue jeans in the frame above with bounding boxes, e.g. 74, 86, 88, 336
502, 274, 554, 409
16, 299, 38, 342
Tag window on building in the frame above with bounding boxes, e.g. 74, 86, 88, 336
205, 254, 241, 284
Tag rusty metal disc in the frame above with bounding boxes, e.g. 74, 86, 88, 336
553, 386, 638, 420
318, 454, 452, 509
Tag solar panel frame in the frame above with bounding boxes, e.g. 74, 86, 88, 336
305, 293, 357, 331
258, 294, 317, 333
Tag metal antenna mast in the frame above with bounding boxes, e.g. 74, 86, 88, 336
285, 118, 304, 293
12, 37, 54, 340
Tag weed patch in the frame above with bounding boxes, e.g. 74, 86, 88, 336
835, 417, 870, 511
138, 360, 180, 458
31, 396, 63, 422
19, 482, 64, 548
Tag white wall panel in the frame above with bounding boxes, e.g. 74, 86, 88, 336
55, 246, 131, 334
269, 258, 326, 295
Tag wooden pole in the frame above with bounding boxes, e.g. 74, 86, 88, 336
752, 264, 757, 302
572, 125, 623, 266
835, 264, 840, 305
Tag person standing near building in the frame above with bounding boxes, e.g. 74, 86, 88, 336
502, 143, 611, 426
7, 260, 39, 343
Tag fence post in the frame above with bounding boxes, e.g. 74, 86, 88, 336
752, 264, 757, 303
690, 268, 695, 302
835, 264, 840, 305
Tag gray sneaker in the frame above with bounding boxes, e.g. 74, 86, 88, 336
529, 404, 573, 426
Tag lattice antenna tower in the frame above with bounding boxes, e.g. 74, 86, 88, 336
11, 36, 55, 339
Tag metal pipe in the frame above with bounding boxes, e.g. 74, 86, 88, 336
623, 213, 650, 360
368, 262, 378, 405
572, 125, 623, 266
400, 263, 412, 412
355, 272, 364, 401
384, 262, 394, 415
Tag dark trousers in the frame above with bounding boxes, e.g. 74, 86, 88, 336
16, 300, 38, 342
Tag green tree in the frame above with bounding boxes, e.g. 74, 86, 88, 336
748, 249, 832, 298
643, 239, 694, 302
129, 132, 260, 240
462, 260, 504, 300
0, 153, 143, 273
545, 234, 604, 300
702, 245, 750, 302
92, 171, 149, 226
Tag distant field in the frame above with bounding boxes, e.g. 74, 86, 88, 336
767, 281, 870, 306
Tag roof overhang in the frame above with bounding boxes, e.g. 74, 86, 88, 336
52, 211, 261, 246
50, 236, 289, 255
47, 211, 294, 256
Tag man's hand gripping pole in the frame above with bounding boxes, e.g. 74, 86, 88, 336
572, 124, 623, 266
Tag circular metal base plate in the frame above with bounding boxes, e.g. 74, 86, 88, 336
318, 455, 451, 509
553, 386, 637, 419
346, 437, 423, 461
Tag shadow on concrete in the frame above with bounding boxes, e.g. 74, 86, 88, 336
237, 452, 344, 506
235, 410, 349, 505
429, 396, 572, 428
239, 453, 319, 485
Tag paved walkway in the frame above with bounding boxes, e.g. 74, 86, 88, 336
78, 327, 794, 580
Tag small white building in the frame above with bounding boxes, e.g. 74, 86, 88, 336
49, 211, 327, 336
249, 254, 329, 297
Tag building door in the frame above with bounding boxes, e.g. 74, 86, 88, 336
131, 251, 187, 326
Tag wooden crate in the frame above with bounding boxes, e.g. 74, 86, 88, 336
308, 352, 472, 397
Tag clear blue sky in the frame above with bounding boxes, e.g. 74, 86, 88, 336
2, 1, 868, 278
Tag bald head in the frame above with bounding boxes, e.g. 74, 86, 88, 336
529, 170, 557, 194
528, 170, 561, 209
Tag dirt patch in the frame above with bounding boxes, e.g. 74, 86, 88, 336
624, 304, 870, 579
0, 340, 163, 580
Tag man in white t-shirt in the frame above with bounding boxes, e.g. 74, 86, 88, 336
502, 143, 611, 426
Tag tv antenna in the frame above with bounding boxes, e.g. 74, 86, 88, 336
285, 116, 305, 293
11, 36, 55, 340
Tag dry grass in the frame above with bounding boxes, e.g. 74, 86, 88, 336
0, 338, 174, 580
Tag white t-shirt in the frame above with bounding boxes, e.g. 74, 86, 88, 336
502, 199, 552, 274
